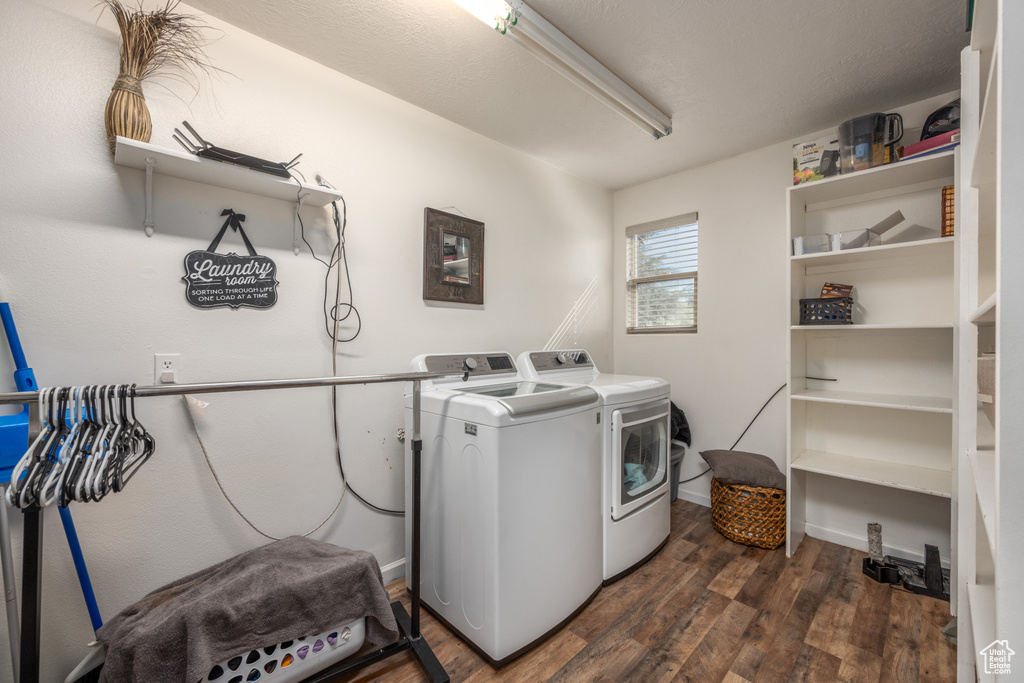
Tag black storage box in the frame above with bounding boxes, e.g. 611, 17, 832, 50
799, 297, 853, 325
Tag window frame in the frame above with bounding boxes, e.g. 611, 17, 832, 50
625, 212, 698, 334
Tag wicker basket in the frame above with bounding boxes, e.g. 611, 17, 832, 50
709, 478, 786, 549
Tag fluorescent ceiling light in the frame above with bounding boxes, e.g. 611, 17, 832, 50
450, 0, 672, 139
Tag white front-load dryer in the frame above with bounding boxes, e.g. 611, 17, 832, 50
405, 353, 603, 665
517, 350, 672, 584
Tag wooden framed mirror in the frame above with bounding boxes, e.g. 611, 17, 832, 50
423, 208, 484, 304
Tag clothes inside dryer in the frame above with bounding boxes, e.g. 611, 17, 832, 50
621, 415, 667, 497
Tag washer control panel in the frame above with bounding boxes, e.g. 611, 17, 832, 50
422, 353, 517, 377
527, 350, 593, 372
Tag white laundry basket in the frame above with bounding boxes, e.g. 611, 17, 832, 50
202, 618, 366, 683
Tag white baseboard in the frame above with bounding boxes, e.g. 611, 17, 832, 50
675, 488, 710, 508
803, 523, 950, 569
380, 558, 406, 584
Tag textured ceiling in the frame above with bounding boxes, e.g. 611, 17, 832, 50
184, 0, 969, 190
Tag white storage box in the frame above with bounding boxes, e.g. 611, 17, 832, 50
793, 234, 830, 255
830, 229, 881, 251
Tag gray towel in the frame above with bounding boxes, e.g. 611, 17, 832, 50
96, 536, 399, 683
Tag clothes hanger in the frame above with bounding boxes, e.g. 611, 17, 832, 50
92, 384, 128, 501
61, 385, 96, 507
116, 385, 155, 492
19, 387, 65, 508
40, 386, 83, 507
7, 387, 51, 508
75, 385, 110, 503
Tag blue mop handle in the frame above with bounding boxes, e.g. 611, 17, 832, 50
58, 508, 103, 632
0, 303, 37, 392
1, 301, 102, 631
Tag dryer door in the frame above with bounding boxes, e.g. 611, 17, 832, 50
611, 401, 670, 520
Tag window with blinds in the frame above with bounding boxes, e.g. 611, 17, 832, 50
626, 213, 698, 333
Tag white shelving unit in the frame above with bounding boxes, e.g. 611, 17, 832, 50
786, 150, 957, 566
955, 2, 1024, 679
113, 137, 343, 244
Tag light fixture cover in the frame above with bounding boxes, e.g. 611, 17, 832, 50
449, 0, 671, 138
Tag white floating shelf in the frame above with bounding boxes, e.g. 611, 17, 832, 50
971, 292, 998, 326
113, 136, 343, 240
115, 137, 341, 206
971, 449, 997, 548
791, 389, 953, 413
790, 450, 951, 498
789, 151, 955, 207
791, 323, 954, 331
791, 237, 954, 268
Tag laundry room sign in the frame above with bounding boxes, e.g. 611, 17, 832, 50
182, 209, 279, 309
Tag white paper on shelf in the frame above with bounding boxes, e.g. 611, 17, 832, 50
869, 210, 906, 235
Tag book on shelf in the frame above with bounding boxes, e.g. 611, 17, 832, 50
900, 129, 960, 160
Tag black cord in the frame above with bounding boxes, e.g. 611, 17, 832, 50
291, 173, 397, 514
676, 382, 788, 484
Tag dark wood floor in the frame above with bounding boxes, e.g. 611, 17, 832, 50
345, 499, 955, 682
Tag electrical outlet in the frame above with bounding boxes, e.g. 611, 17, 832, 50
154, 354, 181, 384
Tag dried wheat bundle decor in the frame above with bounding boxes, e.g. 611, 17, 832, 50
100, 0, 216, 152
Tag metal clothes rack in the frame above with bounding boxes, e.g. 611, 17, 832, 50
0, 372, 452, 683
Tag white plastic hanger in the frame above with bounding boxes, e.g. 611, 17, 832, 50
6, 387, 51, 508
39, 387, 83, 507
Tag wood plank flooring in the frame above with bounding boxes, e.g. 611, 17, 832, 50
343, 500, 955, 683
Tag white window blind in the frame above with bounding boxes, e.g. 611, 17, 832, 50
626, 213, 698, 333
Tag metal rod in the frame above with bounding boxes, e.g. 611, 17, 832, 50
5, 371, 451, 683
0, 371, 449, 405
411, 380, 422, 639
18, 506, 41, 683
0, 484, 20, 683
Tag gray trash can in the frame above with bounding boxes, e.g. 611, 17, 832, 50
670, 440, 686, 502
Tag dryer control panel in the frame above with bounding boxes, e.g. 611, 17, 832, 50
527, 350, 593, 372
422, 353, 517, 377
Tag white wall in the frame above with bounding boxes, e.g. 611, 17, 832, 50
613, 142, 792, 505
613, 91, 959, 548
0, 1, 612, 678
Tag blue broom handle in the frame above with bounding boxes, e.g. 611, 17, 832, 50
0, 303, 36, 392
58, 508, 102, 633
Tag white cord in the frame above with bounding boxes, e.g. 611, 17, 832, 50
183, 395, 344, 541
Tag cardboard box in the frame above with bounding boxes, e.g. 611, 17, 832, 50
793, 137, 841, 185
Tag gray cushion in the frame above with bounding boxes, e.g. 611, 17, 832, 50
699, 449, 786, 490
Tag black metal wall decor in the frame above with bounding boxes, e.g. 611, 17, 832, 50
183, 209, 279, 309
423, 208, 484, 305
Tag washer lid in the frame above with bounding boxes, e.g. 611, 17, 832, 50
457, 382, 598, 416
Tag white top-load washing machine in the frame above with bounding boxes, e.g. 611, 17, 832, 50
517, 350, 672, 584
405, 352, 603, 666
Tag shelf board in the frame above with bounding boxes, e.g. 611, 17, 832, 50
788, 151, 955, 207
790, 450, 951, 497
791, 236, 953, 268
971, 292, 997, 326
967, 583, 997, 683
114, 137, 343, 207
971, 449, 997, 548
791, 389, 952, 413
791, 323, 954, 331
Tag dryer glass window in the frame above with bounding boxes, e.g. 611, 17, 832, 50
620, 419, 667, 499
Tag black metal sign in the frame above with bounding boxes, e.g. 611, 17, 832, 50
182, 209, 279, 309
